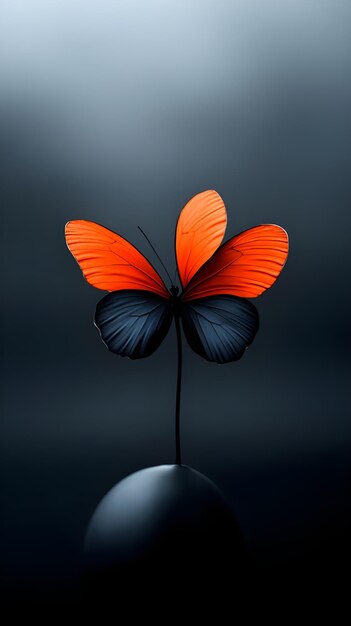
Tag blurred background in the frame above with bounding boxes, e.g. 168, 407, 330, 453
1, 0, 350, 605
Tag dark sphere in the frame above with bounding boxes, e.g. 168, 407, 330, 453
84, 464, 247, 605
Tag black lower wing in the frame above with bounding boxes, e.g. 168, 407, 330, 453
95, 290, 173, 359
181, 296, 259, 363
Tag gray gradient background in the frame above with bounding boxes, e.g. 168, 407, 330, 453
1, 0, 350, 601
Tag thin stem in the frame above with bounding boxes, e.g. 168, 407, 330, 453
174, 313, 182, 465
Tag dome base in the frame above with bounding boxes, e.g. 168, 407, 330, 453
84, 464, 247, 605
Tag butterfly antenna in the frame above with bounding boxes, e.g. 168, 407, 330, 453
138, 226, 173, 285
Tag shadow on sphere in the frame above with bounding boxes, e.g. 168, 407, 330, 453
83, 465, 248, 610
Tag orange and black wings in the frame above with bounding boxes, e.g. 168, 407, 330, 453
175, 192, 288, 362
66, 194, 288, 362
65, 220, 172, 359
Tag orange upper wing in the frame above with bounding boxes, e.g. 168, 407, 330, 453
183, 224, 289, 300
65, 220, 169, 298
175, 190, 227, 289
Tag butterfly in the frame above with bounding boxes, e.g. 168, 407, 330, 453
65, 190, 288, 364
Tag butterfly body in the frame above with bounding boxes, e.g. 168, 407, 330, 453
170, 285, 180, 298
66, 190, 288, 364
